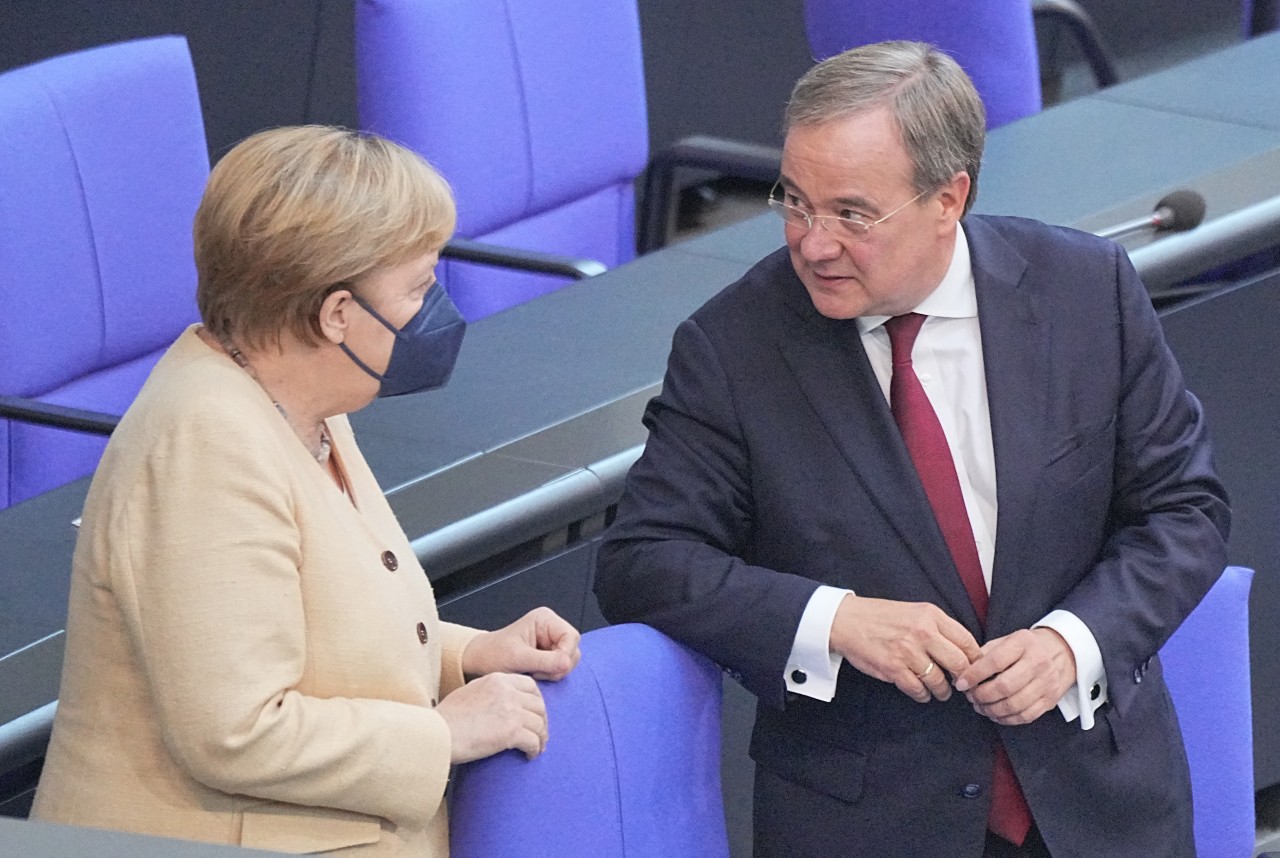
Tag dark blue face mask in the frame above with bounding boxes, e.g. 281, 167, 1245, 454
339, 284, 467, 397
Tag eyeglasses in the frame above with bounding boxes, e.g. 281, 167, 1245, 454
767, 180, 930, 241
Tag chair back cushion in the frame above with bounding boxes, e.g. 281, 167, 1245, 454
0, 36, 207, 506
449, 623, 729, 857
356, 0, 649, 319
441, 182, 635, 320
1160, 565, 1255, 858
802, 0, 1042, 129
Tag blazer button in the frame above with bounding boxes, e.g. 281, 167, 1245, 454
961, 783, 983, 799
416, 622, 428, 644
382, 550, 398, 571
790, 669, 807, 685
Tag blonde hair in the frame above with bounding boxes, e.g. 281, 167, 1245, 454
195, 125, 456, 349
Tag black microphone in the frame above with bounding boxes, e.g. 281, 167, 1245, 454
1094, 190, 1207, 241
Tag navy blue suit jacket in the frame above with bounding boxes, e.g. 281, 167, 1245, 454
595, 215, 1230, 857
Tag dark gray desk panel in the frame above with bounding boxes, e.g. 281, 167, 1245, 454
975, 98, 1280, 226
1096, 30, 1280, 131
393, 455, 587, 571
0, 635, 61, 789
671, 213, 785, 267
1159, 270, 1280, 788
493, 386, 655, 471
0, 817, 287, 857
437, 541, 601, 633
399, 387, 658, 583
351, 248, 753, 493
0, 482, 83, 656
0, 635, 61, 727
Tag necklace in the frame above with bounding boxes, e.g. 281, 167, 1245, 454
213, 331, 332, 464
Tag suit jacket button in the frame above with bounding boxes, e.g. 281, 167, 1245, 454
417, 622, 428, 644
1133, 667, 1143, 684
961, 783, 982, 799
790, 669, 807, 685
382, 550, 399, 571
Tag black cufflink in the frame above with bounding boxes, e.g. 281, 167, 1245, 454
791, 669, 807, 684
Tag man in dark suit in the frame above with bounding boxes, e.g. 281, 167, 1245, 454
594, 41, 1229, 857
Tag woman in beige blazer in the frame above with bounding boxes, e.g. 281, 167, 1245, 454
32, 126, 581, 856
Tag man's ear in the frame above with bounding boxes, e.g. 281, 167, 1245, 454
317, 288, 354, 345
935, 171, 972, 229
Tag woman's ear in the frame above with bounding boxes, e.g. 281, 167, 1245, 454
317, 288, 354, 345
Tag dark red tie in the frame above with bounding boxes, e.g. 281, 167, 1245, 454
884, 313, 1033, 847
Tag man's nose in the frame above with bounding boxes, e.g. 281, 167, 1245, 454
798, 220, 844, 261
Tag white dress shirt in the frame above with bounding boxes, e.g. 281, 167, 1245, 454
783, 225, 1108, 729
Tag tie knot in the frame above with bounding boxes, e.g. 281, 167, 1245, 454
884, 312, 927, 364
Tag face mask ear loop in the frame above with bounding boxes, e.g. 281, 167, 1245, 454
350, 293, 402, 337
338, 342, 386, 382
336, 291, 400, 382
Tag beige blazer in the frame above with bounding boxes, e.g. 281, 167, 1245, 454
33, 327, 481, 856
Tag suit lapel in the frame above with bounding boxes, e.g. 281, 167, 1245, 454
775, 275, 983, 631
965, 218, 1049, 636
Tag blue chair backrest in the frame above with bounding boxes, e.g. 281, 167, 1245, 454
449, 623, 729, 857
1160, 565, 1255, 858
0, 36, 208, 508
803, 0, 1042, 129
1243, 0, 1280, 36
355, 0, 650, 321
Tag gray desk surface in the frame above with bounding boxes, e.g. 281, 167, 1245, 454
0, 817, 285, 856
3, 28, 1280, 785
977, 97, 1280, 225
1094, 30, 1280, 132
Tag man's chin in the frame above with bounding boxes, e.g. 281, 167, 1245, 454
804, 284, 865, 320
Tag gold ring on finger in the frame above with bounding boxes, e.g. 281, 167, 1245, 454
916, 661, 936, 679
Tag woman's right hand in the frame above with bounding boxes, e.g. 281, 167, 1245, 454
436, 673, 548, 764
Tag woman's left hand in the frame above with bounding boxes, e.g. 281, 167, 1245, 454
462, 607, 582, 682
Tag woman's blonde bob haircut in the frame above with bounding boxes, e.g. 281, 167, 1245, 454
195, 125, 456, 350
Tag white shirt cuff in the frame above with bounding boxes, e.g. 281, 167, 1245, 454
1035, 609, 1107, 730
785, 586, 852, 701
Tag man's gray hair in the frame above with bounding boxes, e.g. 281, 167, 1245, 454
785, 41, 986, 215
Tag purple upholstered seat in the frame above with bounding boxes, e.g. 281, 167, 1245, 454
0, 36, 208, 508
803, 0, 1043, 129
1243, 0, 1280, 36
355, 0, 649, 322
803, 1, 1123, 130
449, 623, 729, 858
1160, 565, 1255, 858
